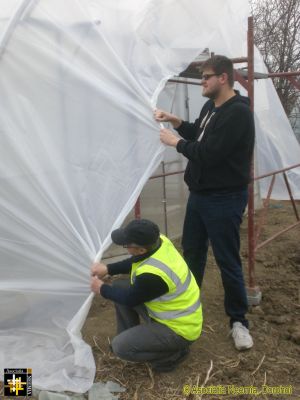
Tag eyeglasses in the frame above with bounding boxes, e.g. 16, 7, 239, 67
201, 73, 222, 81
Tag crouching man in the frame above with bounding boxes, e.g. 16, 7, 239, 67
90, 219, 202, 372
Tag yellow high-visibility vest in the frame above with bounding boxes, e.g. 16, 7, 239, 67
131, 235, 202, 341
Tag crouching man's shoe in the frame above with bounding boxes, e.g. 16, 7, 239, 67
231, 322, 253, 351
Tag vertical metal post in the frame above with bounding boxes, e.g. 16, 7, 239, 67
283, 172, 300, 220
247, 16, 259, 301
161, 162, 168, 235
255, 174, 276, 246
134, 197, 141, 219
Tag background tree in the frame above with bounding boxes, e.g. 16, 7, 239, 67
251, 0, 300, 124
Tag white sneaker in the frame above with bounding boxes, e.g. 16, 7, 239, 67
231, 322, 253, 351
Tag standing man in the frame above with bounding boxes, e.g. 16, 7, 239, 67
90, 219, 202, 372
154, 55, 254, 350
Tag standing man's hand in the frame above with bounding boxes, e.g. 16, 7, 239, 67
90, 276, 104, 294
160, 128, 180, 147
154, 109, 182, 129
90, 262, 108, 278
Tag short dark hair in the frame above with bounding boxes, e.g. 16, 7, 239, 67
202, 55, 234, 87
141, 237, 161, 252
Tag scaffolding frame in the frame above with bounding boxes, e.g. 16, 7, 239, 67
134, 16, 300, 302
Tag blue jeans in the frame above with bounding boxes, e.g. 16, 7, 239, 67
182, 190, 249, 328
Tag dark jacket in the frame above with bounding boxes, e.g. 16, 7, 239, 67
176, 92, 255, 193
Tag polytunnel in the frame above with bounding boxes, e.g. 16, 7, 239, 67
0, 0, 299, 394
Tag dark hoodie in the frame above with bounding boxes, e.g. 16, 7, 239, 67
176, 92, 255, 193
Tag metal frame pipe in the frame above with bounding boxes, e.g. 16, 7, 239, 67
247, 16, 256, 289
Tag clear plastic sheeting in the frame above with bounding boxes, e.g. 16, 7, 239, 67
88, 382, 125, 400
0, 0, 251, 393
253, 48, 300, 199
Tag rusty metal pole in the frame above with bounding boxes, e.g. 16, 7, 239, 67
283, 172, 300, 221
134, 197, 141, 219
161, 162, 168, 236
246, 16, 261, 305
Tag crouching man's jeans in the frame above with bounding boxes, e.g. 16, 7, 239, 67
182, 190, 249, 328
111, 279, 192, 371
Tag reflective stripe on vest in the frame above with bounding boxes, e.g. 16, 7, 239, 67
147, 297, 201, 320
132, 257, 194, 302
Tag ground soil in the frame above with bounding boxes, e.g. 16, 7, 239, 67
83, 201, 300, 400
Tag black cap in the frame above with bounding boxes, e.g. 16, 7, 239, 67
111, 219, 160, 247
